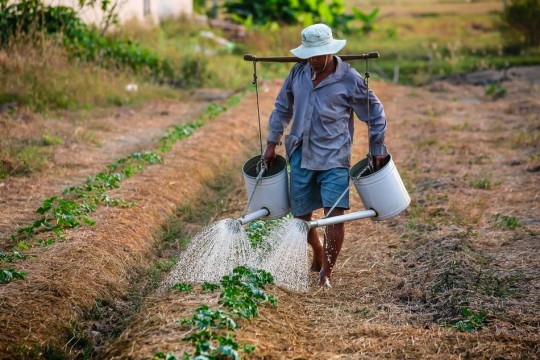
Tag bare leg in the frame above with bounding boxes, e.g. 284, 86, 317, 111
296, 212, 323, 272
318, 208, 345, 286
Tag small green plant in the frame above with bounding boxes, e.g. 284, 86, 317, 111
451, 307, 487, 332
245, 220, 270, 246
352, 7, 380, 35
219, 266, 277, 319
152, 352, 179, 360
491, 214, 521, 230
484, 82, 507, 99
0, 267, 27, 284
223, 0, 371, 34
41, 134, 63, 146
0, 251, 25, 262
172, 282, 193, 293
202, 282, 220, 292
158, 266, 276, 359
15, 196, 97, 242
245, 215, 292, 247
147, 259, 176, 289
159, 121, 203, 153
469, 176, 494, 190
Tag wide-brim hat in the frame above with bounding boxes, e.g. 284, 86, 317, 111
290, 23, 346, 59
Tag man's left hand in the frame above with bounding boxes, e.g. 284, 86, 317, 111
372, 155, 389, 171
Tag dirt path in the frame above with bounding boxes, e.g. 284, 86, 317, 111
1, 78, 539, 358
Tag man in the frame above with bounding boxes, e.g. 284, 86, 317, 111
262, 23, 389, 287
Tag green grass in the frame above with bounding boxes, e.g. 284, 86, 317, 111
3, 2, 539, 114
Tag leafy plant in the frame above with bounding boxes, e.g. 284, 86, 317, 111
469, 176, 494, 190
485, 82, 507, 99
172, 282, 194, 293
451, 307, 487, 332
202, 282, 220, 292
245, 215, 291, 247
352, 7, 380, 35
14, 196, 96, 241
0, 1, 175, 81
491, 214, 521, 230
223, 0, 368, 34
0, 268, 27, 284
158, 266, 276, 359
159, 121, 203, 152
0, 251, 25, 263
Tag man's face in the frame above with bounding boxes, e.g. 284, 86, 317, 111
308, 54, 331, 73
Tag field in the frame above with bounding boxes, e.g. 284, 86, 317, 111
1, 1, 539, 359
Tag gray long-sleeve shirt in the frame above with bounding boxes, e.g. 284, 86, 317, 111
267, 56, 387, 171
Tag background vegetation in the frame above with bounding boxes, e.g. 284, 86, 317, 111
1, 0, 539, 111
1, 0, 539, 179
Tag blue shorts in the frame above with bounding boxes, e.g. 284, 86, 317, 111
289, 147, 350, 217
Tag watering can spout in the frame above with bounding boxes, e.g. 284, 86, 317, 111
307, 209, 377, 230
237, 207, 270, 225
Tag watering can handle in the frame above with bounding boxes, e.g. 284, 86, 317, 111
241, 164, 267, 217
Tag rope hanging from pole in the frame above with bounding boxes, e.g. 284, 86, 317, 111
252, 60, 264, 157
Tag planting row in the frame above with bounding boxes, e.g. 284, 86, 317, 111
0, 101, 236, 285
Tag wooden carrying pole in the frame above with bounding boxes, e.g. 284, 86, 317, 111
244, 52, 380, 63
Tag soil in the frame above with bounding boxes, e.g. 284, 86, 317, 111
0, 75, 538, 359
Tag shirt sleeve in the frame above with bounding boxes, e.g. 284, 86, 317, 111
350, 74, 388, 156
267, 67, 296, 145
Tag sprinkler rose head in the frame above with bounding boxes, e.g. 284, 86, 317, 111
223, 218, 243, 233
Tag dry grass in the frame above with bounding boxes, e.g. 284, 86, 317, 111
0, 36, 178, 112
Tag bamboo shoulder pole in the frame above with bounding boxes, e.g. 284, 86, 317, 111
243, 52, 380, 63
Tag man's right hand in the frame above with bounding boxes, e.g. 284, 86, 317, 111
262, 143, 277, 167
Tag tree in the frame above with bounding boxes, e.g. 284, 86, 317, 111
500, 0, 540, 48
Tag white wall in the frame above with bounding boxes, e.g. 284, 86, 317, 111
44, 0, 193, 26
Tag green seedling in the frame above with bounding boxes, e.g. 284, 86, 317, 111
159, 267, 276, 360
469, 176, 495, 190
172, 283, 194, 293
492, 214, 521, 230
159, 121, 203, 152
451, 307, 487, 332
152, 352, 179, 360
485, 82, 507, 99
0, 268, 27, 284
202, 282, 220, 292
0, 251, 25, 263
181, 305, 237, 331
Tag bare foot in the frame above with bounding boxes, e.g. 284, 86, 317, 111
317, 271, 332, 288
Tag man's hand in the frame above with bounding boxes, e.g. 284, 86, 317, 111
262, 143, 277, 167
372, 155, 389, 171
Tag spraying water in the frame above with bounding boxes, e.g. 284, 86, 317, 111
163, 217, 310, 292
163, 219, 252, 287
257, 219, 310, 292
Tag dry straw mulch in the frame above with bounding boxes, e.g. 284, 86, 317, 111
102, 80, 539, 359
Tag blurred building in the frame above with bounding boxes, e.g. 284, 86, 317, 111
45, 0, 193, 25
